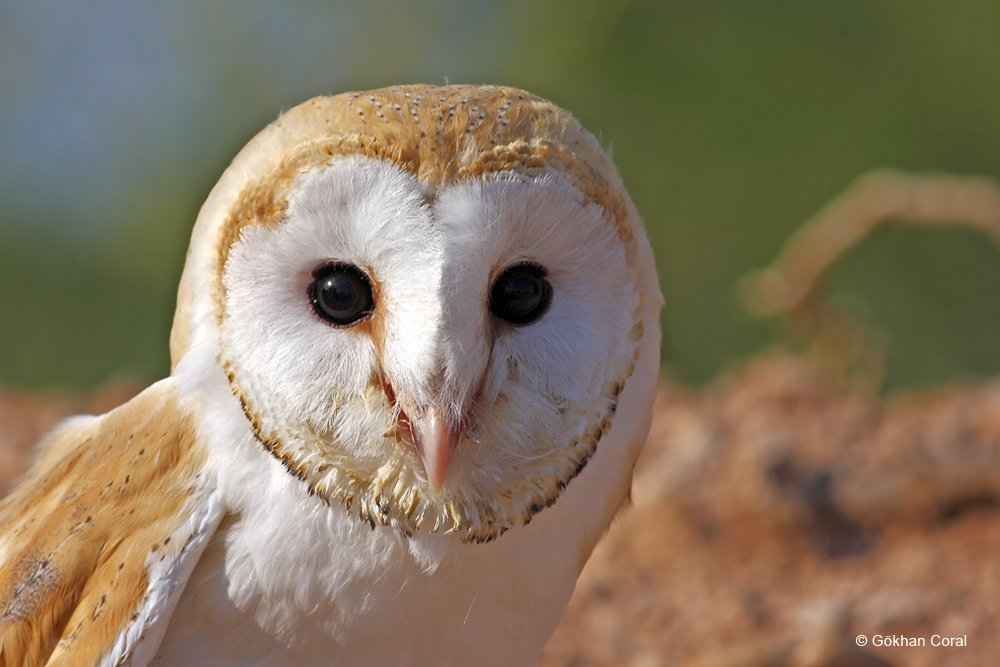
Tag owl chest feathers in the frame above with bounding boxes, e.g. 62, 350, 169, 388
154, 350, 594, 666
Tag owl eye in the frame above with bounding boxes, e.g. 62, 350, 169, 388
489, 263, 553, 326
309, 263, 375, 326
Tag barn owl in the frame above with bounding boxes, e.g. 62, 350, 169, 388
0, 84, 661, 666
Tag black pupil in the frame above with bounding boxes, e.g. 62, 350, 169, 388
311, 264, 374, 326
490, 264, 552, 326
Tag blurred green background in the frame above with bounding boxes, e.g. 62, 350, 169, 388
2, 0, 999, 391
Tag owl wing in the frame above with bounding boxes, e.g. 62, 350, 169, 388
0, 379, 224, 667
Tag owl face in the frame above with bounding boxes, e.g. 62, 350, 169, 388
174, 86, 656, 543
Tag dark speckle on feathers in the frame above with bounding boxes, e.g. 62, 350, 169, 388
1, 557, 57, 622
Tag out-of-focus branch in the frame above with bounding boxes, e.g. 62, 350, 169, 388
740, 170, 1000, 389
743, 170, 1000, 318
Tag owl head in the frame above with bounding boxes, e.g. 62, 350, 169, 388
170, 85, 661, 544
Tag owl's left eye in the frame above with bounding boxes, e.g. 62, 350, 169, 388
309, 263, 375, 327
490, 263, 553, 326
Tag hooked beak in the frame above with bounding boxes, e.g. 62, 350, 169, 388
408, 407, 462, 495
389, 385, 465, 495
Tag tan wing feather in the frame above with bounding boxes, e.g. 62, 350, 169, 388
0, 380, 214, 667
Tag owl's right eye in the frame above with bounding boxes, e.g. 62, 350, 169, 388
309, 263, 375, 327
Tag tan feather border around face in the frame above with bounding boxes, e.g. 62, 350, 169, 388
212, 85, 647, 543
222, 335, 641, 544
214, 85, 635, 288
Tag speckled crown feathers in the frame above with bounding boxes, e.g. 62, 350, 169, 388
162, 84, 663, 542
170, 84, 638, 368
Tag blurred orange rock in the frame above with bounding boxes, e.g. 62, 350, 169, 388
541, 354, 1000, 667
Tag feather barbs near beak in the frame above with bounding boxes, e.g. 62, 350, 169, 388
384, 383, 473, 495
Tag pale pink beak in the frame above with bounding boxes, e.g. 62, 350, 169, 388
408, 407, 462, 495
